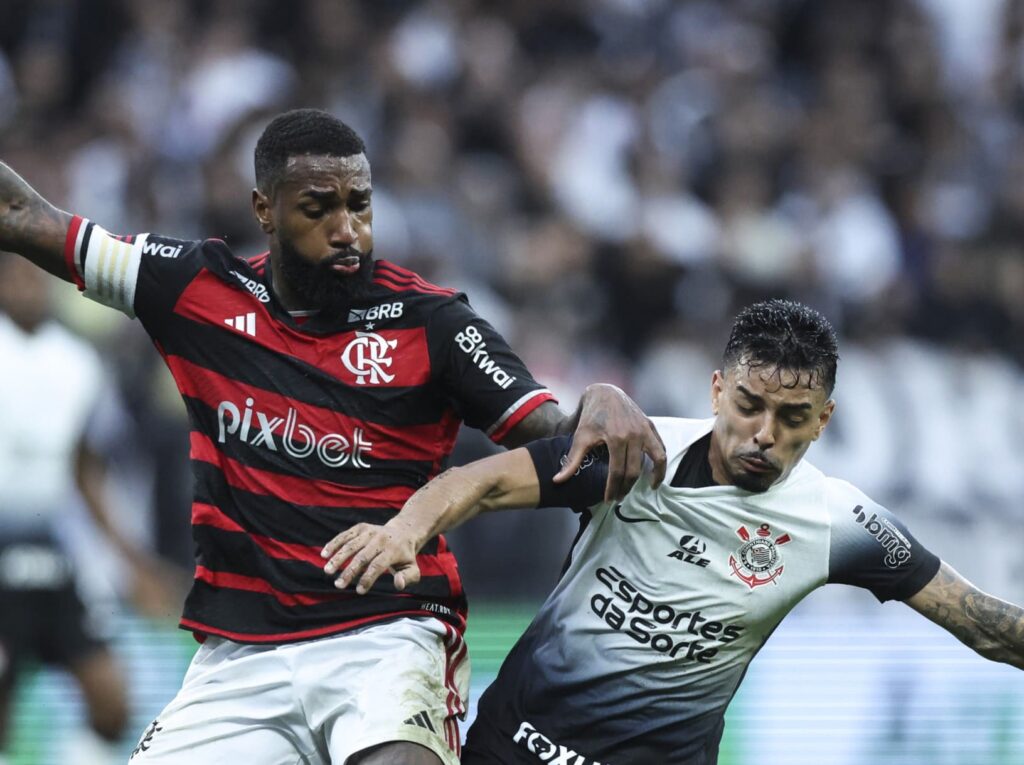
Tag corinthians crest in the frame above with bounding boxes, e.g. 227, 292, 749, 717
729, 523, 791, 588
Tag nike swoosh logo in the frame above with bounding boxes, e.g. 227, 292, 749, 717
614, 505, 657, 523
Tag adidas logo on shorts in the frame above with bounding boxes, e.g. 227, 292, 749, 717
404, 710, 437, 734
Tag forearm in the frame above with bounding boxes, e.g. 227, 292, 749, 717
909, 563, 1024, 670
392, 465, 499, 548
0, 161, 73, 280
393, 449, 540, 546
962, 589, 1024, 669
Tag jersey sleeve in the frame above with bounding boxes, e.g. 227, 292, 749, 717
524, 435, 608, 510
64, 215, 208, 324
826, 479, 941, 602
428, 295, 556, 441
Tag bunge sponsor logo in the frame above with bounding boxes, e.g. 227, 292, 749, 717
512, 721, 605, 765
217, 397, 372, 468
591, 565, 744, 662
142, 239, 183, 258
454, 324, 517, 389
852, 505, 912, 568
341, 331, 398, 385
229, 270, 271, 303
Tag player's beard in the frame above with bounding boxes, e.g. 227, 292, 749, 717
277, 240, 375, 315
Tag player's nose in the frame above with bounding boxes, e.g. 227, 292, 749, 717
328, 211, 357, 247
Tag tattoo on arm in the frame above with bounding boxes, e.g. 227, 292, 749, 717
0, 161, 73, 280
910, 562, 1024, 670
501, 401, 571, 447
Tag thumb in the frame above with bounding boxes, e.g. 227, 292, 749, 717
393, 563, 422, 591
553, 435, 596, 484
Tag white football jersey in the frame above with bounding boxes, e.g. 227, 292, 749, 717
467, 418, 940, 765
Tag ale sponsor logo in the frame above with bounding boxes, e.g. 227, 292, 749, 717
668, 533, 711, 568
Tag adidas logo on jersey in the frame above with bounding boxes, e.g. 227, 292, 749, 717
224, 312, 256, 336
403, 711, 437, 734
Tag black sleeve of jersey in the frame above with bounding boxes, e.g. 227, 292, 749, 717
429, 296, 553, 437
525, 435, 607, 510
132, 236, 227, 327
829, 501, 941, 602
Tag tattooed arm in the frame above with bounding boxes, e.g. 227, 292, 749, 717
0, 161, 73, 280
503, 384, 667, 501
906, 561, 1024, 669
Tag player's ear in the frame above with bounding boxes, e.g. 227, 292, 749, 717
813, 399, 836, 440
252, 189, 274, 234
711, 370, 724, 415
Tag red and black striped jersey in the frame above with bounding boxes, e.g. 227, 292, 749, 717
64, 216, 556, 643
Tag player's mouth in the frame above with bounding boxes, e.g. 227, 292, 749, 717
739, 455, 776, 474
328, 253, 363, 276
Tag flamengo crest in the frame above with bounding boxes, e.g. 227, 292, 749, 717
341, 331, 397, 385
729, 523, 791, 588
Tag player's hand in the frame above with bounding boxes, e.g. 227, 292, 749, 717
321, 521, 422, 595
554, 383, 666, 501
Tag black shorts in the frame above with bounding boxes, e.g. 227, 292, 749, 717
0, 534, 108, 683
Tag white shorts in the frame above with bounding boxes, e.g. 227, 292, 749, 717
129, 617, 469, 764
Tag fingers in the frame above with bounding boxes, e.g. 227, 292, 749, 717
604, 439, 629, 502
644, 418, 667, 488
552, 429, 595, 484
320, 523, 418, 595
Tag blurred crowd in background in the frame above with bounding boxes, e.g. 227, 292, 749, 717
3, 2, 1024, 762
2, 0, 1024, 589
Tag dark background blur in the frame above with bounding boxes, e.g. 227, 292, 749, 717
2, 1, 1023, 763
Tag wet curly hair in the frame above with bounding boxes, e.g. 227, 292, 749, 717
723, 299, 839, 394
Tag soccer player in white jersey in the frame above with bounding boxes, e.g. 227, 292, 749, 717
325, 299, 1024, 765
0, 254, 178, 765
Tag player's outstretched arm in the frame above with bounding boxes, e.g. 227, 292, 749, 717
503, 383, 666, 501
322, 448, 540, 594
906, 561, 1024, 669
0, 162, 73, 280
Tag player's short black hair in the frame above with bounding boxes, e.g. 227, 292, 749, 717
723, 299, 839, 395
254, 109, 366, 194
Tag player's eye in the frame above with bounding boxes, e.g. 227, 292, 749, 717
302, 207, 324, 219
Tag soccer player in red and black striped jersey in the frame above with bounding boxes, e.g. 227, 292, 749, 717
0, 109, 665, 765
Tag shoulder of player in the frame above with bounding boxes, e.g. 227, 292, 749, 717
821, 476, 890, 524
371, 260, 460, 299
650, 416, 714, 460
